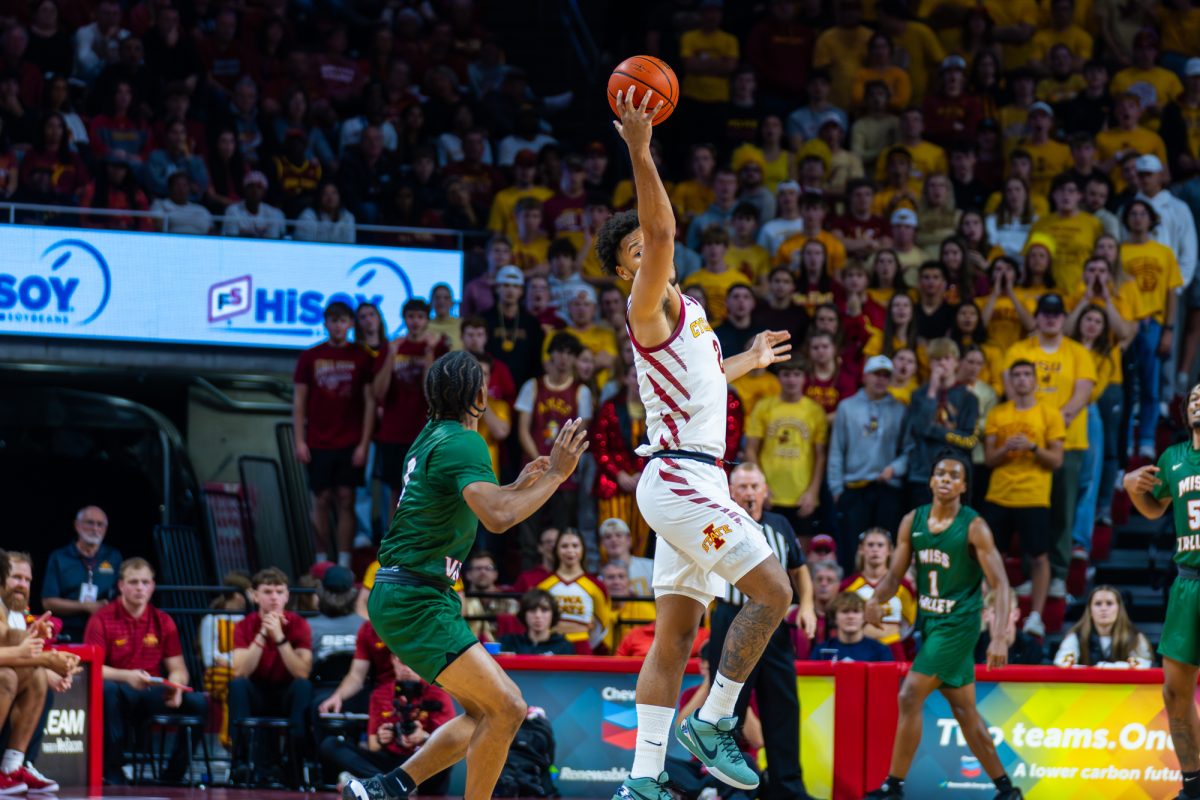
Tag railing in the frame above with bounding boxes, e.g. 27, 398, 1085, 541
0, 201, 490, 251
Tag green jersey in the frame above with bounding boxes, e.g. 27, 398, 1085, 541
911, 504, 982, 627
1152, 442, 1200, 570
377, 419, 498, 587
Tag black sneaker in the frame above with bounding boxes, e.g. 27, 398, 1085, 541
994, 789, 1023, 800
344, 775, 408, 800
864, 786, 902, 799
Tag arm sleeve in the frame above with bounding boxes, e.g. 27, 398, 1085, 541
577, 385, 594, 421
1046, 406, 1066, 442
446, 432, 500, 493
288, 615, 313, 651
293, 349, 313, 385
232, 617, 255, 649
162, 614, 183, 659
82, 613, 105, 651
514, 379, 537, 413
826, 407, 846, 497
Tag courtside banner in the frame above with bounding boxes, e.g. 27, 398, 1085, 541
901, 668, 1187, 799
0, 224, 463, 348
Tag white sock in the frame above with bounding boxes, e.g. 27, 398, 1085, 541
698, 671, 745, 724
630, 704, 675, 780
337, 551, 352, 568
1, 750, 22, 773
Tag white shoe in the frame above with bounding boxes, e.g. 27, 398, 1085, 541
353, 533, 374, 549
337, 771, 354, 793
1022, 611, 1045, 638
1014, 580, 1032, 597
1049, 577, 1067, 598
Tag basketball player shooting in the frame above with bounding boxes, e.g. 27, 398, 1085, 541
597, 86, 794, 800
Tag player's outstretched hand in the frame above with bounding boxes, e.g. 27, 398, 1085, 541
613, 86, 663, 150
1123, 464, 1161, 496
548, 418, 590, 481
986, 635, 1008, 669
513, 456, 551, 489
748, 330, 791, 370
864, 599, 884, 628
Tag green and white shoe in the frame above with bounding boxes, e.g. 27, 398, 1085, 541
676, 710, 760, 790
612, 771, 672, 800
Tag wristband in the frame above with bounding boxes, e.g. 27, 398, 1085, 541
275, 637, 287, 647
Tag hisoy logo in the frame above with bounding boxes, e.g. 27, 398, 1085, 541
0, 239, 111, 326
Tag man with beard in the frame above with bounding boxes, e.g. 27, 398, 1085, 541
0, 551, 79, 793
42, 506, 123, 643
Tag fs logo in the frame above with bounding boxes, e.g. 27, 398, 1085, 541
209, 275, 251, 322
701, 523, 730, 554
0, 239, 112, 326
207, 255, 414, 334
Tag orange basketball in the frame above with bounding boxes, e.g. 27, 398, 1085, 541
607, 55, 679, 126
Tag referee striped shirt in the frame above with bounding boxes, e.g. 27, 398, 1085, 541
721, 510, 804, 607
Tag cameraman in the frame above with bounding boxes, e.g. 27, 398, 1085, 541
319, 654, 454, 793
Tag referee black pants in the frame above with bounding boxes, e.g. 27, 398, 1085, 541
708, 600, 807, 799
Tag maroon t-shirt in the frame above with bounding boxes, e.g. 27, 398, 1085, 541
542, 192, 586, 241
233, 611, 313, 685
805, 369, 858, 415
354, 620, 395, 688
84, 601, 182, 676
829, 214, 890, 247
376, 336, 450, 445
294, 342, 376, 450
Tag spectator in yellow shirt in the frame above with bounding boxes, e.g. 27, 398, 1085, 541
874, 108, 948, 183
983, 358, 1066, 638
1030, 0, 1094, 68
551, 285, 618, 387
872, 147, 923, 217
1015, 102, 1073, 197
745, 359, 828, 536
1028, 175, 1103, 290
852, 32, 913, 111
1003, 293, 1096, 597
679, 0, 739, 104
727, 203, 770, 283
1064, 255, 1139, 346
813, 0, 874, 109
1095, 94, 1168, 192
984, 0, 1038, 69
775, 194, 848, 272
511, 197, 551, 275
487, 149, 553, 241
877, 0, 945, 105
669, 144, 717, 230
683, 225, 744, 326
1111, 30, 1184, 127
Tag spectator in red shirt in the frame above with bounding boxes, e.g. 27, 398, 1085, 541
229, 568, 314, 786
293, 301, 377, 567
804, 330, 859, 422
922, 55, 983, 149
747, 0, 813, 107
86, 558, 206, 785
831, 178, 891, 260
461, 315, 516, 404
372, 298, 450, 512
318, 654, 454, 795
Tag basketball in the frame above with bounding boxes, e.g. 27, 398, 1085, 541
607, 55, 678, 125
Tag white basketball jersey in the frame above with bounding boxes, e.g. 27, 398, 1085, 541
630, 291, 728, 458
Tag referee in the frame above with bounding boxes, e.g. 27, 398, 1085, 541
709, 463, 817, 800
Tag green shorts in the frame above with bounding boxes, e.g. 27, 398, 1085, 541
1159, 577, 1200, 667
368, 580, 479, 684
911, 616, 981, 688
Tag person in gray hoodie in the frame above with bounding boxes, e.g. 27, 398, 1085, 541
827, 354, 907, 572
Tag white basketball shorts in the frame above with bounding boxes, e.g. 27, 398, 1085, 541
637, 455, 773, 605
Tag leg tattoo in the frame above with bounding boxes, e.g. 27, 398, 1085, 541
718, 600, 779, 682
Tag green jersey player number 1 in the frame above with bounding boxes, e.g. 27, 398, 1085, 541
345, 351, 589, 800
1124, 384, 1200, 800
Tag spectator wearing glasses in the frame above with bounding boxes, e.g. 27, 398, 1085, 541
498, 589, 575, 655
598, 518, 653, 596
42, 505, 122, 643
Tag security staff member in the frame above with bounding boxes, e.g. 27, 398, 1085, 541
42, 506, 123, 642
713, 463, 817, 800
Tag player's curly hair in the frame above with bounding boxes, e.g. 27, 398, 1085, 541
594, 209, 641, 275
425, 350, 485, 422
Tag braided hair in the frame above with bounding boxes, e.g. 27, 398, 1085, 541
425, 350, 486, 421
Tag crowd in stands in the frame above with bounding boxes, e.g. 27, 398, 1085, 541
9, 0, 1200, 792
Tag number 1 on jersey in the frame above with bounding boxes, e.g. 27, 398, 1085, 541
928, 570, 940, 598
396, 457, 417, 508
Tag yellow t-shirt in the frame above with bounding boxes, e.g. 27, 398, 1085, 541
1028, 212, 1104, 289
1095, 127, 1168, 191
512, 235, 550, 274
1038, 0, 1096, 34
1089, 345, 1123, 400
984, 191, 1050, 219
746, 395, 828, 507
427, 316, 463, 351
874, 140, 948, 182
682, 268, 745, 326
1013, 138, 1074, 198
732, 369, 781, 418
543, 322, 618, 385
1181, 104, 1200, 161
726, 243, 771, 283
984, 400, 1066, 508
1120, 240, 1184, 323
892, 21, 945, 105
852, 66, 912, 111
774, 230, 848, 273
487, 185, 554, 240
813, 25, 875, 109
1036, 74, 1088, 105
480, 398, 511, 478
984, 0, 1039, 68
1004, 336, 1097, 450
670, 180, 715, 223
1064, 280, 1143, 325
871, 182, 923, 216
1158, 5, 1200, 57
977, 293, 1034, 353
612, 177, 676, 211
679, 28, 739, 103
888, 378, 918, 405
1029, 26, 1094, 62
1111, 67, 1184, 112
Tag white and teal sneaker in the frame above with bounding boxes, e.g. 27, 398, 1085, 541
676, 710, 760, 790
612, 771, 672, 800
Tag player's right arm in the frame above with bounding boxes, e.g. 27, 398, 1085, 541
866, 510, 914, 625
463, 418, 590, 532
1124, 465, 1172, 519
614, 86, 681, 347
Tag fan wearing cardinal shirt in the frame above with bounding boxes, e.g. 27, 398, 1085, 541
373, 298, 450, 512
87, 559, 207, 785
293, 301, 377, 569
461, 316, 516, 405
229, 568, 313, 785
831, 179, 890, 261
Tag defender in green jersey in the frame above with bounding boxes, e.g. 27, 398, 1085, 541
345, 351, 589, 800
864, 453, 1021, 800
1124, 383, 1200, 800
